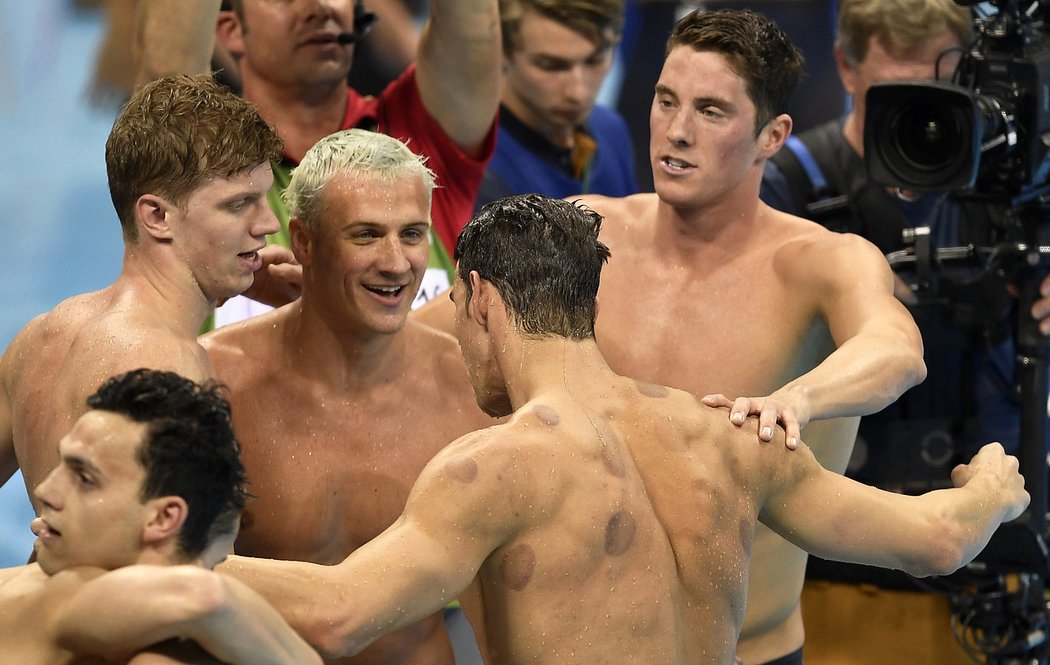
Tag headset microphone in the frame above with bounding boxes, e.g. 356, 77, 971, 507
336, 0, 378, 44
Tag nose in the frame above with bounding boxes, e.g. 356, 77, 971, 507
301, 0, 337, 24
664, 106, 693, 147
376, 236, 411, 275
564, 65, 589, 104
255, 206, 281, 239
33, 469, 62, 512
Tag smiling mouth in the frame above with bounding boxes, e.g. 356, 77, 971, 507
661, 157, 692, 171
366, 285, 406, 298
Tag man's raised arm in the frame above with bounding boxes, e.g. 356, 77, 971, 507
414, 0, 501, 156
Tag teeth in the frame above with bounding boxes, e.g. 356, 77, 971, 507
369, 285, 401, 295
664, 158, 689, 170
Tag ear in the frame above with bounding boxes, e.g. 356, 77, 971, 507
141, 496, 189, 547
290, 217, 314, 266
216, 9, 246, 59
759, 113, 792, 159
135, 194, 176, 242
468, 271, 492, 330
834, 45, 858, 97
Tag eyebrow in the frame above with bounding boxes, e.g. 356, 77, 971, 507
654, 83, 676, 98
63, 453, 102, 478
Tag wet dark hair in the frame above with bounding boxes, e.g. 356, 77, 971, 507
455, 193, 610, 339
667, 8, 804, 134
87, 368, 248, 560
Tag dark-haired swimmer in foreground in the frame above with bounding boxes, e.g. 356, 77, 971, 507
222, 194, 1027, 665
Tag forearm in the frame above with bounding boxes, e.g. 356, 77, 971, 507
415, 0, 500, 151
133, 0, 221, 85
219, 555, 422, 660
772, 474, 1017, 579
187, 574, 321, 665
222, 518, 480, 659
778, 327, 925, 422
55, 566, 318, 665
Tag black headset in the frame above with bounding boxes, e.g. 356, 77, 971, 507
340, 0, 378, 44
218, 0, 378, 44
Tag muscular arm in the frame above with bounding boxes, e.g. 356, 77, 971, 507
705, 231, 926, 446
759, 439, 1028, 577
414, 0, 501, 156
133, 0, 221, 86
220, 432, 521, 659
52, 565, 320, 665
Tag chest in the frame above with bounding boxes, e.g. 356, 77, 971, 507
229, 377, 476, 562
596, 253, 828, 396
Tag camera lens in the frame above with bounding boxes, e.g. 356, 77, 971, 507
866, 81, 981, 190
892, 104, 964, 174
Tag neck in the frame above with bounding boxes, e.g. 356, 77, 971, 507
240, 70, 349, 162
841, 109, 864, 156
116, 247, 213, 337
655, 176, 765, 252
286, 298, 410, 388
498, 333, 613, 411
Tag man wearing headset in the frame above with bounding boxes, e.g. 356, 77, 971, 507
208, 0, 501, 323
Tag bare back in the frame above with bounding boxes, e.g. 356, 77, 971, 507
1, 288, 212, 510
581, 192, 869, 651
202, 307, 493, 665
435, 374, 783, 665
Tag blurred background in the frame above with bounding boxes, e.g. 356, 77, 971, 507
0, 0, 123, 565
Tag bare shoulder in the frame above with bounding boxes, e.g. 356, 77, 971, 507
7, 293, 211, 396
634, 380, 786, 463
413, 417, 561, 528
200, 309, 287, 388
401, 319, 485, 408
0, 563, 44, 588
576, 193, 658, 238
73, 323, 212, 387
764, 207, 891, 286
403, 317, 461, 359
3, 565, 102, 611
1, 292, 102, 375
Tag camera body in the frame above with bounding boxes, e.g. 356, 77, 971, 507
865, 1, 1050, 202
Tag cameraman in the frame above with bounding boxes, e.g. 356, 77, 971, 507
761, 0, 1050, 662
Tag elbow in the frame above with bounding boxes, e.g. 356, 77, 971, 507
907, 351, 928, 389
894, 335, 927, 392
151, 568, 233, 636
903, 326, 928, 388
301, 611, 373, 660
900, 527, 970, 578
881, 347, 926, 407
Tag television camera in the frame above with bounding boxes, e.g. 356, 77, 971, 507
863, 2, 1050, 662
